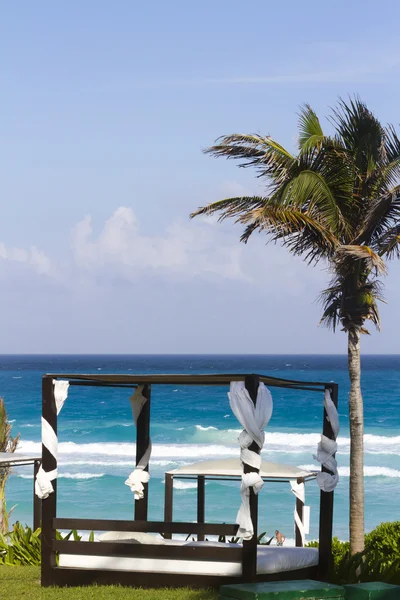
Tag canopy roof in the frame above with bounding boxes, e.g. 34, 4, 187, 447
0, 452, 41, 465
167, 458, 317, 480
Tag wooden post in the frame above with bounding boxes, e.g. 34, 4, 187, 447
135, 384, 151, 521
164, 473, 173, 539
319, 383, 338, 578
41, 376, 57, 587
242, 374, 260, 581
197, 475, 205, 541
33, 460, 41, 531
295, 477, 304, 547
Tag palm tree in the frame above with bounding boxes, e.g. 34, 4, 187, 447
191, 98, 400, 555
0, 398, 19, 534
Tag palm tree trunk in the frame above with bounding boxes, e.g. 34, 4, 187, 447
348, 328, 365, 555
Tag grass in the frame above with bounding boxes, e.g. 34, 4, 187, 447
0, 566, 218, 599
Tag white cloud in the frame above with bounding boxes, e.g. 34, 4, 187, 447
2, 204, 400, 353
71, 206, 247, 281
0, 242, 52, 275
0, 205, 329, 299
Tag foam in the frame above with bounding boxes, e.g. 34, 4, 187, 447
298, 464, 400, 478
18, 430, 400, 463
18, 472, 105, 480
60, 472, 105, 480
19, 440, 239, 459
172, 480, 198, 490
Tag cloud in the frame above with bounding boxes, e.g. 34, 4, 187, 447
0, 242, 52, 276
5, 204, 400, 354
0, 204, 327, 302
71, 206, 247, 282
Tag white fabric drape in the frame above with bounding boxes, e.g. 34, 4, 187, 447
35, 380, 70, 499
125, 385, 152, 500
290, 480, 310, 546
314, 388, 340, 492
228, 381, 273, 540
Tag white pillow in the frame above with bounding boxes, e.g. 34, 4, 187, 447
98, 531, 165, 545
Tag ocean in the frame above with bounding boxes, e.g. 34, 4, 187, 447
1, 354, 399, 543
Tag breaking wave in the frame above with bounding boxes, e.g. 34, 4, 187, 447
18, 472, 105, 480
172, 480, 198, 490
19, 430, 400, 459
299, 465, 400, 478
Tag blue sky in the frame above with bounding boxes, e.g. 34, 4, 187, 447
1, 1, 400, 353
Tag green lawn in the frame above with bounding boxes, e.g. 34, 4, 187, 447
0, 566, 218, 599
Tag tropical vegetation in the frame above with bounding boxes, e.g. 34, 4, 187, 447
307, 521, 400, 585
191, 98, 400, 555
0, 522, 95, 566
0, 398, 19, 534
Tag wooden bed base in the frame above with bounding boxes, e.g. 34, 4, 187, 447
50, 566, 320, 589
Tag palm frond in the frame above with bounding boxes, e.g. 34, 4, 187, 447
278, 169, 345, 233
319, 283, 342, 331
385, 124, 400, 163
319, 275, 384, 333
336, 245, 387, 275
190, 196, 266, 221
378, 158, 400, 190
356, 188, 400, 245
330, 97, 386, 177
204, 134, 295, 182
297, 104, 324, 151
375, 224, 400, 259
249, 204, 339, 259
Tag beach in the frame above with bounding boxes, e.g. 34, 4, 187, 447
2, 354, 400, 543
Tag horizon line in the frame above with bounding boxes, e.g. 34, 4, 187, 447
0, 352, 399, 357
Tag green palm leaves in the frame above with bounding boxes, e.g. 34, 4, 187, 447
191, 97, 400, 334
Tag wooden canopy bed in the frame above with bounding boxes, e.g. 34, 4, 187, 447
38, 372, 339, 588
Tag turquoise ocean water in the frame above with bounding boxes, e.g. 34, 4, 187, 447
2, 354, 400, 543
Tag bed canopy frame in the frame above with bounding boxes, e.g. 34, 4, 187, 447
39, 372, 339, 588
164, 458, 317, 547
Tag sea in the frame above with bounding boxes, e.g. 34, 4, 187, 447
1, 354, 399, 544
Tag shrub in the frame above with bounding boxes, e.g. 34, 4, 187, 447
0, 522, 95, 566
364, 521, 400, 574
307, 536, 350, 569
0, 522, 41, 565
306, 523, 400, 585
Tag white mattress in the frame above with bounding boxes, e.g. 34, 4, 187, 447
59, 545, 319, 576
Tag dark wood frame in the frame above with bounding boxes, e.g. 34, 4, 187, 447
164, 472, 315, 548
0, 454, 42, 531
40, 372, 338, 588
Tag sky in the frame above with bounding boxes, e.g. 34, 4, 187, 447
1, 0, 400, 354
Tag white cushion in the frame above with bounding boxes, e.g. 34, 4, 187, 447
59, 546, 319, 576
98, 531, 165, 545
185, 541, 241, 548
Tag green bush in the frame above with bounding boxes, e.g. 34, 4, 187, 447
0, 522, 95, 566
0, 522, 41, 565
307, 536, 350, 572
307, 522, 400, 585
364, 521, 400, 577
